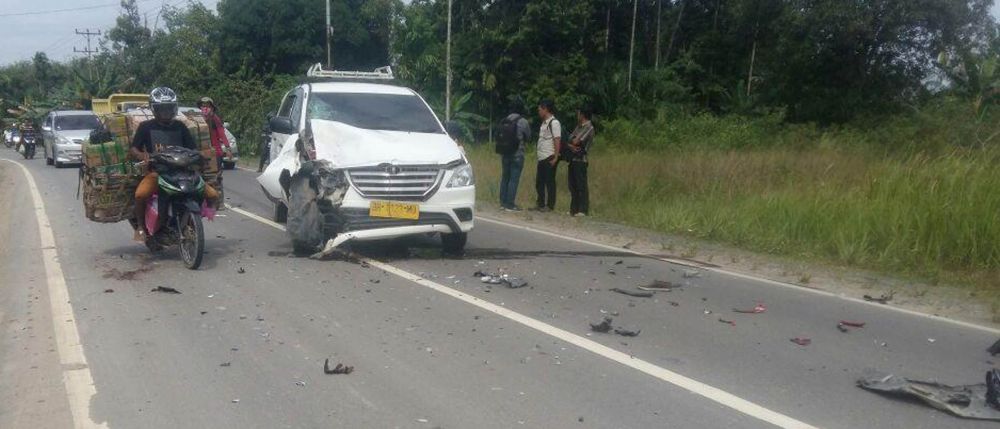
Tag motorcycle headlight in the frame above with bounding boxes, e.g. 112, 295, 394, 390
446, 163, 475, 188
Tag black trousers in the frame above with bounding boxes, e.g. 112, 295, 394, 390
568, 161, 589, 215
535, 158, 557, 209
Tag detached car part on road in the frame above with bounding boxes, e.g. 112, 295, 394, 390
258, 64, 475, 255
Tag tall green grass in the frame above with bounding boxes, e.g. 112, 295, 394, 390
468, 99, 1000, 288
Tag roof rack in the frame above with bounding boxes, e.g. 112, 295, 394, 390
306, 63, 394, 80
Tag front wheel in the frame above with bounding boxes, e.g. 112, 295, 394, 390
179, 213, 205, 270
441, 232, 468, 255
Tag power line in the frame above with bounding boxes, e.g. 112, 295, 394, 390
0, 0, 158, 18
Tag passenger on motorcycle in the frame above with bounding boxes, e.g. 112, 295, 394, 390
130, 87, 219, 241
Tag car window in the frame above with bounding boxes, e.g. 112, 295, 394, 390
55, 115, 101, 131
306, 92, 444, 134
277, 92, 297, 118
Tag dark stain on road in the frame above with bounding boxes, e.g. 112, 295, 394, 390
102, 265, 155, 281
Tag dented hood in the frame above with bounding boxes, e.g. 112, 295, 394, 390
311, 120, 462, 168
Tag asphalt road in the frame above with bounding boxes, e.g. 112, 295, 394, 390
1, 149, 998, 429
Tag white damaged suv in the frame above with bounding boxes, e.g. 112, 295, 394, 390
258, 65, 475, 255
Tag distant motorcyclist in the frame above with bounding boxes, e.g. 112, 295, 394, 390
130, 87, 220, 241
16, 119, 36, 153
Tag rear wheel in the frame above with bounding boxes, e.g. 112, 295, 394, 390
273, 201, 288, 223
179, 213, 205, 270
441, 232, 468, 255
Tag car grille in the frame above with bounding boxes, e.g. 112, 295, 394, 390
72, 139, 84, 144
347, 166, 443, 201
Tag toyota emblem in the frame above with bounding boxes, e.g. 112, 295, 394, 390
385, 164, 401, 175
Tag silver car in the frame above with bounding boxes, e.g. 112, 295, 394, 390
42, 110, 101, 168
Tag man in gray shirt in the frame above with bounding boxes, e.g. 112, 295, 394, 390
535, 99, 561, 212
497, 99, 531, 211
568, 106, 595, 216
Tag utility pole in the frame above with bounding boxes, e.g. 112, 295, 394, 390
74, 28, 101, 59
627, 0, 637, 91
445, 0, 453, 121
655, 0, 662, 70
325, 0, 333, 68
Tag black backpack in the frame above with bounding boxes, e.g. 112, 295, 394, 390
495, 115, 521, 155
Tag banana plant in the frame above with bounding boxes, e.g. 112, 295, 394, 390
429, 91, 488, 143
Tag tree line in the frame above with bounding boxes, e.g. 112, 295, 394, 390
1, 0, 997, 154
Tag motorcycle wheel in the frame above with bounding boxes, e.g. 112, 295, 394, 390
179, 213, 204, 270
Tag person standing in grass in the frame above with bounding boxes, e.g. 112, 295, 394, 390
567, 107, 595, 217
535, 99, 561, 212
497, 98, 531, 211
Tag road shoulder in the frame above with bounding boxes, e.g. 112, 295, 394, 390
478, 205, 999, 329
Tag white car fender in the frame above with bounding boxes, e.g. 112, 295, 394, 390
257, 133, 300, 202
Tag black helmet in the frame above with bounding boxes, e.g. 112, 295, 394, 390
149, 87, 178, 122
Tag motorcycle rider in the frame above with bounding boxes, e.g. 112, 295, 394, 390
130, 87, 219, 242
16, 119, 36, 154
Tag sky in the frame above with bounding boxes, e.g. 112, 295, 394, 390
0, 0, 221, 65
0, 0, 998, 66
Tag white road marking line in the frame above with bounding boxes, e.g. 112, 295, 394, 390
226, 204, 819, 429
2, 160, 108, 429
477, 215, 1000, 335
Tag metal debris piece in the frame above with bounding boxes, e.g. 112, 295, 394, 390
790, 337, 811, 346
473, 271, 527, 288
614, 328, 641, 337
637, 280, 680, 292
988, 339, 1000, 356
863, 291, 894, 304
151, 286, 181, 294
323, 358, 354, 375
858, 371, 1000, 421
610, 288, 653, 298
682, 270, 702, 278
733, 303, 767, 314
590, 317, 613, 333
220, 362, 231, 367
614, 260, 624, 265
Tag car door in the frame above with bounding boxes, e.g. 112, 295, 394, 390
42, 114, 55, 158
269, 89, 302, 162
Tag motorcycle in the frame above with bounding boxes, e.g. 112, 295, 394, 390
129, 146, 214, 270
21, 135, 36, 159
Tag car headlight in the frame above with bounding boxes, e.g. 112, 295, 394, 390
58, 136, 72, 144
446, 163, 475, 188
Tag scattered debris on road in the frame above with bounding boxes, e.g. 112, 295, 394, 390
614, 328, 641, 337
232, 399, 239, 404
863, 291, 894, 304
151, 286, 181, 294
323, 358, 354, 375
718, 318, 736, 327
473, 271, 528, 288
610, 288, 653, 298
668, 301, 680, 307
103, 288, 114, 293
733, 303, 767, 314
989, 339, 1000, 356
682, 270, 702, 278
637, 280, 680, 292
790, 337, 811, 346
103, 266, 155, 281
614, 260, 623, 265
237, 267, 246, 274
840, 320, 866, 328
858, 371, 1000, 421
220, 362, 231, 367
590, 317, 613, 333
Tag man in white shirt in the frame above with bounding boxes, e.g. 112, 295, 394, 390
535, 99, 561, 211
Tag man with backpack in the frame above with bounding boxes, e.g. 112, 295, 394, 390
496, 99, 531, 211
535, 99, 561, 212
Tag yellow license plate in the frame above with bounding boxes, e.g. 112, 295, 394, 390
369, 201, 420, 220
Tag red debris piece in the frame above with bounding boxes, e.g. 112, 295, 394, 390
839, 320, 865, 328
790, 337, 812, 346
734, 303, 767, 314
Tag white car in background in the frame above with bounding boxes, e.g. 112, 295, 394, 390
258, 64, 475, 255
41, 110, 101, 167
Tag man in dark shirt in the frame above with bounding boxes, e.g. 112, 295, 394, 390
131, 87, 218, 240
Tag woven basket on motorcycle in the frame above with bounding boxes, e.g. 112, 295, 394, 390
80, 130, 144, 223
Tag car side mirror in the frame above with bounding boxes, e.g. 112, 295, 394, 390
269, 116, 294, 134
